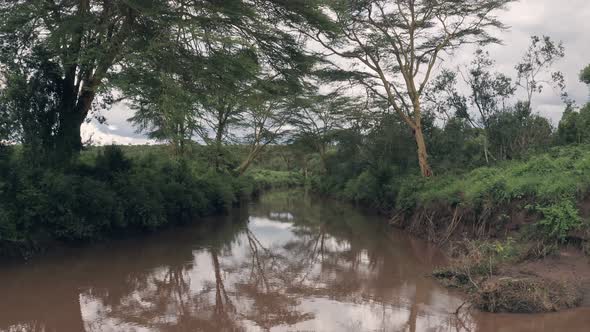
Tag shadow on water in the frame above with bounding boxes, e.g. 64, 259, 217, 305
2, 189, 590, 331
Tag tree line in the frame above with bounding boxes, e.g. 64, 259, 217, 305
0, 1, 589, 180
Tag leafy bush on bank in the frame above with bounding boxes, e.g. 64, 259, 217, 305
248, 169, 305, 190
313, 144, 590, 241
0, 145, 259, 256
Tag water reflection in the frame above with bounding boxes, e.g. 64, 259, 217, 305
2, 190, 590, 331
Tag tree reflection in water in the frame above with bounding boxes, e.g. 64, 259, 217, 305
1, 190, 481, 332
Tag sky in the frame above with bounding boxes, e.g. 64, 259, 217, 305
81, 0, 590, 145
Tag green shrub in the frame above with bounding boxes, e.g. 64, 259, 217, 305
230, 174, 257, 199
342, 170, 379, 203
0, 145, 259, 256
249, 169, 304, 190
0, 206, 16, 241
195, 171, 235, 213
395, 175, 427, 211
114, 170, 166, 230
42, 173, 122, 240
534, 200, 582, 243
93, 145, 132, 179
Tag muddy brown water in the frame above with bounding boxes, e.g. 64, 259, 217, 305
1, 190, 590, 332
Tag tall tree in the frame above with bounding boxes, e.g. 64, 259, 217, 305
557, 105, 588, 145
194, 47, 259, 147
0, 0, 173, 158
0, 48, 64, 159
438, 50, 515, 163
557, 65, 590, 145
128, 73, 198, 156
0, 0, 329, 160
236, 81, 296, 175
290, 91, 354, 172
515, 35, 567, 110
487, 101, 552, 159
192, 44, 260, 169
125, 44, 260, 161
305, 0, 514, 176
582, 64, 590, 87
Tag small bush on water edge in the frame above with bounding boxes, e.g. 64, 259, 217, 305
248, 169, 305, 190
477, 277, 582, 313
433, 238, 578, 313
531, 200, 582, 243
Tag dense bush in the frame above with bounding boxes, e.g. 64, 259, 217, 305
534, 200, 582, 243
248, 169, 305, 190
312, 144, 590, 241
0, 145, 258, 255
402, 145, 590, 209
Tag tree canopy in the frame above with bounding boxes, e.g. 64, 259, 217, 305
582, 65, 590, 86
0, 0, 330, 161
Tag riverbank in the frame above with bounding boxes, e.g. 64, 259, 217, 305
0, 146, 244, 259
388, 146, 590, 313
0, 143, 307, 260
430, 239, 589, 313
313, 144, 590, 313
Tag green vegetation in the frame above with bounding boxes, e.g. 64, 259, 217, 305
0, 0, 328, 257
0, 145, 270, 258
0, 140, 313, 258
398, 145, 590, 208
249, 170, 305, 190
314, 142, 590, 243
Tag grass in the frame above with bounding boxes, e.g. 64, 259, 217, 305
402, 145, 590, 210
315, 144, 590, 243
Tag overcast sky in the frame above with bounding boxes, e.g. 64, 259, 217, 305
82, 0, 590, 145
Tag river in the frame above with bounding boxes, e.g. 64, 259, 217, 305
1, 190, 589, 331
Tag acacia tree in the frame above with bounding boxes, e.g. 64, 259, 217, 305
192, 45, 261, 169
0, 0, 329, 161
194, 47, 259, 147
304, 0, 514, 176
128, 73, 198, 156
0, 0, 177, 158
429, 50, 514, 163
126, 45, 259, 162
236, 82, 296, 175
290, 91, 354, 172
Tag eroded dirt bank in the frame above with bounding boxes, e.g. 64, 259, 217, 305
391, 202, 590, 313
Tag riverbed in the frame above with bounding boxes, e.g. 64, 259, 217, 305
1, 190, 589, 331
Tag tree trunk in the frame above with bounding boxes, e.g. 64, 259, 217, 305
236, 144, 266, 175
55, 108, 85, 160
214, 122, 226, 170
413, 126, 433, 177
483, 134, 490, 164
317, 143, 328, 174
237, 155, 255, 176
54, 78, 96, 161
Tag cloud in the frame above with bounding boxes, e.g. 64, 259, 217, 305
81, 102, 157, 145
81, 120, 156, 146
